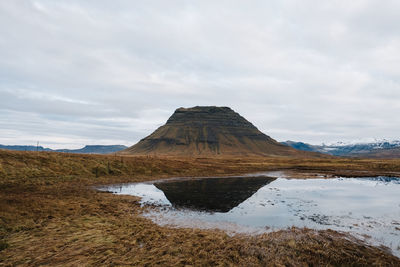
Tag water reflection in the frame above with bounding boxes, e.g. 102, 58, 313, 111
101, 176, 400, 256
154, 176, 276, 212
104, 183, 172, 206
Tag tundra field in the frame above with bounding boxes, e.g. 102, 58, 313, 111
1, 150, 400, 266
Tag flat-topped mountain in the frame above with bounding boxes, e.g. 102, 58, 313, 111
0, 144, 127, 154
122, 106, 319, 157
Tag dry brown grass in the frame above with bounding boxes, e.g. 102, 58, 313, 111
1, 150, 400, 266
2, 150, 400, 186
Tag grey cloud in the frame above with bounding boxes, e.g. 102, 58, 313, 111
0, 0, 399, 148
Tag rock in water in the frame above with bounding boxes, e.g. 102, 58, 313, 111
122, 106, 307, 156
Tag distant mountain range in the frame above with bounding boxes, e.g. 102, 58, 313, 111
281, 140, 400, 158
0, 144, 128, 154
3, 138, 400, 158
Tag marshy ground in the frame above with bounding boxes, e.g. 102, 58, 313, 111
1, 150, 400, 266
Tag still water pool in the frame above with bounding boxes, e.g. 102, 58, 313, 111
100, 175, 400, 256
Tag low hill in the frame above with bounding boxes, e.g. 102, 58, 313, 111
122, 106, 322, 157
56, 145, 128, 154
280, 141, 325, 153
0, 145, 52, 152
0, 144, 127, 154
349, 147, 400, 159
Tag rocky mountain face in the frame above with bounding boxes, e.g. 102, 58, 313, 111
281, 140, 400, 158
122, 106, 318, 157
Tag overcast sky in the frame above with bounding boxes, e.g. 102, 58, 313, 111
1, 1, 400, 148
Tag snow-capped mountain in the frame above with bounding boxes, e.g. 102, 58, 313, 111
281, 139, 400, 157
323, 139, 400, 148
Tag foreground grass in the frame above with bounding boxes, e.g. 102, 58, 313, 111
1, 150, 400, 266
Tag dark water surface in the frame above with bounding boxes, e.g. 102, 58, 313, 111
101, 174, 400, 256
154, 176, 276, 212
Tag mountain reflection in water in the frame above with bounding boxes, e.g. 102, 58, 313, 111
102, 176, 400, 257
154, 176, 276, 212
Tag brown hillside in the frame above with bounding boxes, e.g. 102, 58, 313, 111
122, 106, 323, 157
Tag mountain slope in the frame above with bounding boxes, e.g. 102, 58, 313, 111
122, 106, 321, 157
280, 141, 325, 153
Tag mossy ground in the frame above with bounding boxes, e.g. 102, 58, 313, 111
1, 150, 400, 266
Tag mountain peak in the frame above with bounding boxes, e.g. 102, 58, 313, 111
166, 106, 256, 128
